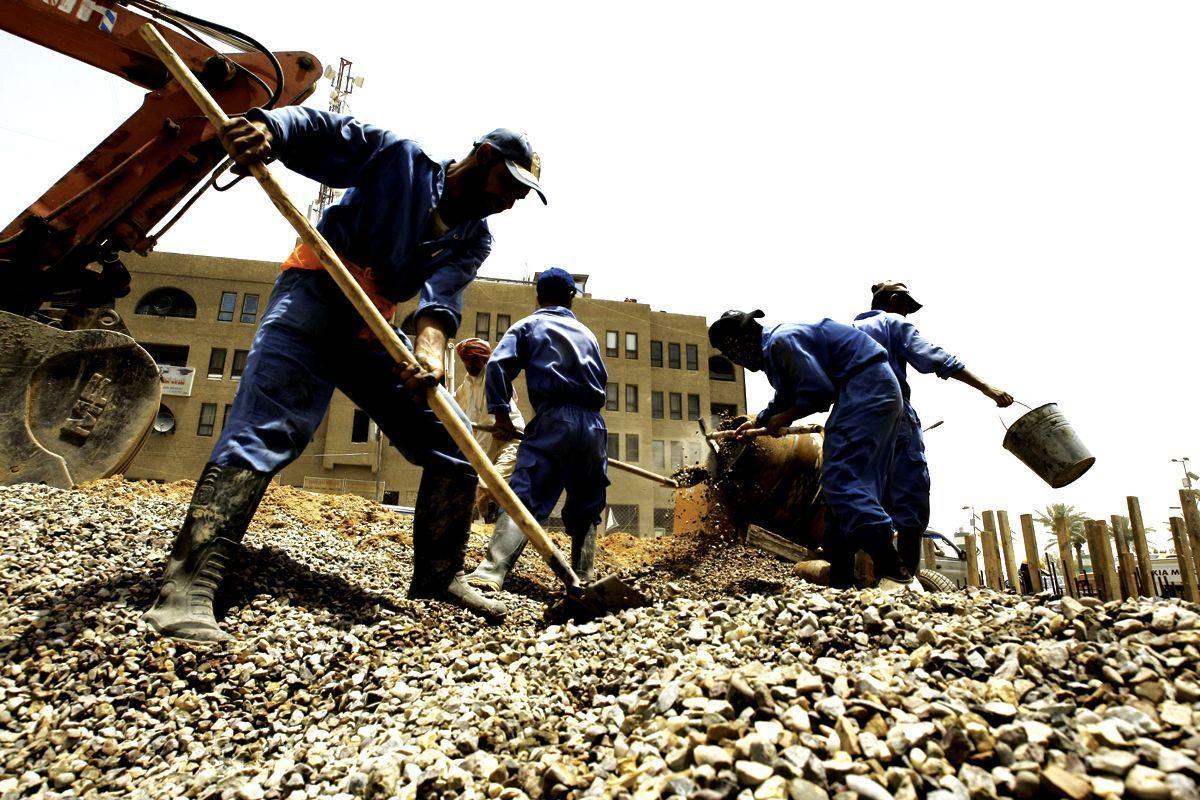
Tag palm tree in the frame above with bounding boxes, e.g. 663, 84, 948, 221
1035, 503, 1089, 567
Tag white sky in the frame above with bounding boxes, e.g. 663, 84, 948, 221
4, 1, 1198, 559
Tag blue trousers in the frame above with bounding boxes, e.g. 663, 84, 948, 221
210, 270, 472, 478
886, 406, 931, 536
821, 363, 902, 548
509, 405, 609, 534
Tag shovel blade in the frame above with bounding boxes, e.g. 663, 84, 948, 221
583, 574, 648, 610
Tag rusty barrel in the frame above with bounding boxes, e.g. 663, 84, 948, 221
1002, 403, 1095, 488
721, 430, 824, 547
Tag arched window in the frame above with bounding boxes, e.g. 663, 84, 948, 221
708, 355, 736, 382
135, 287, 197, 319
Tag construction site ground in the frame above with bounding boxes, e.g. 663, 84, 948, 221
1, 479, 1198, 800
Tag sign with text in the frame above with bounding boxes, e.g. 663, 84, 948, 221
159, 365, 195, 397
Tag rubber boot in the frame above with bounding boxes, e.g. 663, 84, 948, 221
569, 524, 597, 585
867, 530, 915, 592
464, 511, 529, 592
896, 528, 923, 576
409, 469, 506, 622
143, 462, 272, 642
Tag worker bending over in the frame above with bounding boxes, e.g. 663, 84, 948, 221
453, 337, 525, 520
709, 310, 909, 589
144, 107, 546, 641
466, 269, 609, 591
852, 281, 1012, 574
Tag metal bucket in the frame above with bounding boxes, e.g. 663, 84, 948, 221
1002, 403, 1095, 488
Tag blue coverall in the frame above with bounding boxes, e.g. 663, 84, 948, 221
851, 310, 965, 537
757, 321, 902, 549
209, 107, 491, 477
486, 307, 610, 532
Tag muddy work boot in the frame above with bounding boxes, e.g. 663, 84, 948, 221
465, 511, 529, 592
143, 462, 272, 642
896, 528, 923, 576
409, 469, 506, 622
867, 532, 915, 592
569, 524, 597, 585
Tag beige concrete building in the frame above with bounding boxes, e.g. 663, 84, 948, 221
116, 251, 747, 536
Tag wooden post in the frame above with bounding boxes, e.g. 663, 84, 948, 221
922, 536, 937, 571
1126, 496, 1156, 598
1054, 516, 1077, 598
1020, 513, 1043, 593
1110, 515, 1137, 600
997, 510, 1021, 593
1170, 517, 1200, 603
1178, 489, 1200, 581
1084, 521, 1107, 600
1096, 520, 1120, 602
981, 511, 1002, 591
964, 532, 981, 588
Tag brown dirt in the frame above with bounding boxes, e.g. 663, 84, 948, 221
78, 477, 741, 598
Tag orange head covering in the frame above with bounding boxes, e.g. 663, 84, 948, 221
455, 337, 493, 364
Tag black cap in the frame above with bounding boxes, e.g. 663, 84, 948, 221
708, 309, 764, 348
475, 129, 547, 204
871, 281, 922, 313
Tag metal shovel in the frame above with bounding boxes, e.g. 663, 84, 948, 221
141, 24, 646, 615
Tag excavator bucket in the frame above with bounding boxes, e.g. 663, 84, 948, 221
0, 311, 161, 488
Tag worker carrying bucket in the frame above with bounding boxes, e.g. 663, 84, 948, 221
852, 281, 1014, 575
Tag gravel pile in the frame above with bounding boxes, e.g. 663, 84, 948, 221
2, 481, 1199, 800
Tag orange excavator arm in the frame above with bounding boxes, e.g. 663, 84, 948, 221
0, 0, 322, 316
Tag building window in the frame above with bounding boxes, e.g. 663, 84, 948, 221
606, 433, 619, 460
496, 314, 511, 338
670, 441, 684, 469
687, 394, 701, 421
142, 343, 189, 367
197, 403, 217, 437
686, 344, 699, 371
217, 291, 237, 322
709, 355, 736, 381
240, 294, 260, 324
221, 403, 232, 431
653, 508, 674, 536
606, 330, 619, 358
351, 409, 370, 443
668, 342, 681, 369
669, 392, 682, 420
711, 402, 739, 419
135, 287, 197, 319
475, 312, 491, 341
231, 349, 249, 380
651, 391, 664, 419
207, 348, 227, 380
625, 384, 639, 413
653, 440, 665, 469
625, 434, 639, 463
606, 383, 619, 411
650, 340, 663, 367
625, 332, 638, 359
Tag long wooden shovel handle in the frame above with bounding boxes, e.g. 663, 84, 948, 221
706, 424, 823, 441
139, 23, 582, 592
473, 423, 678, 488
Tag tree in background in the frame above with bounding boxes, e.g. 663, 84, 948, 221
1035, 503, 1089, 567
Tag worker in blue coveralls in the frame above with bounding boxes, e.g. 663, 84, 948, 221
144, 108, 546, 641
708, 310, 912, 589
465, 268, 610, 592
853, 281, 1013, 574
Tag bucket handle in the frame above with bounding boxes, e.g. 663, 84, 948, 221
998, 399, 1035, 431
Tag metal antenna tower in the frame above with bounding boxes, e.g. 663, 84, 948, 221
307, 58, 365, 223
